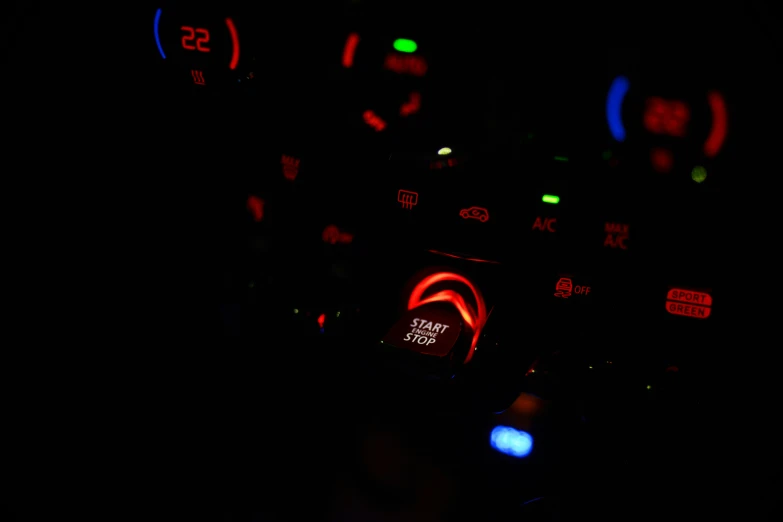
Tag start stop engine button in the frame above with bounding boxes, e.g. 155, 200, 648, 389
382, 304, 463, 357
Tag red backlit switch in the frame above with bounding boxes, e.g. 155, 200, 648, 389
644, 97, 690, 137
532, 217, 556, 232
363, 110, 387, 132
459, 206, 489, 222
430, 158, 459, 169
554, 277, 590, 299
554, 278, 572, 298
398, 190, 418, 210
400, 91, 421, 117
604, 222, 629, 249
191, 69, 206, 85
651, 147, 673, 173
247, 195, 265, 222
383, 53, 428, 76
322, 225, 354, 245
383, 306, 462, 358
665, 288, 712, 319
281, 154, 300, 181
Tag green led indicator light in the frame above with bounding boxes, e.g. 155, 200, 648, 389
691, 166, 707, 183
393, 38, 417, 53
554, 156, 568, 162
542, 194, 559, 204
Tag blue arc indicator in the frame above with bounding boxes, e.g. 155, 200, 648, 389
606, 76, 630, 142
154, 8, 166, 59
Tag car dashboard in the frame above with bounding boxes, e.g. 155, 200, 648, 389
2, 1, 781, 521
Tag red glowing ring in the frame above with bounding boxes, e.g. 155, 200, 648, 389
225, 17, 240, 70
407, 272, 487, 364
704, 91, 727, 157
428, 249, 501, 265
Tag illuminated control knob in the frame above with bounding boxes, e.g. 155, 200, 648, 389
340, 31, 429, 139
605, 73, 728, 180
153, 7, 245, 88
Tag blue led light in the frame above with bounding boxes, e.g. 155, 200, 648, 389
490, 426, 533, 458
154, 8, 166, 59
606, 76, 630, 142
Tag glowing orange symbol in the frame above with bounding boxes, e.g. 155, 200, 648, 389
398, 190, 418, 210
191, 69, 205, 85
604, 222, 629, 250
363, 110, 386, 132
281, 154, 300, 181
247, 195, 264, 222
665, 288, 712, 319
400, 91, 421, 117
459, 206, 489, 222
532, 217, 556, 232
322, 225, 354, 245
554, 278, 573, 298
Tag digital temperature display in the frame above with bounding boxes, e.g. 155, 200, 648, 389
606, 75, 729, 177
643, 97, 690, 137
181, 26, 210, 52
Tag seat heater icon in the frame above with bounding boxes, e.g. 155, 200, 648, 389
554, 277, 573, 298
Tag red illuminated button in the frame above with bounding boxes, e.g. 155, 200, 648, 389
665, 288, 712, 319
281, 154, 301, 181
400, 91, 421, 117
553, 276, 591, 299
383, 53, 428, 76
363, 110, 387, 132
191, 69, 206, 85
603, 221, 629, 250
247, 195, 265, 222
430, 157, 460, 170
651, 147, 673, 173
322, 224, 354, 245
397, 189, 419, 210
532, 216, 557, 232
459, 206, 490, 223
644, 97, 690, 137
382, 306, 462, 357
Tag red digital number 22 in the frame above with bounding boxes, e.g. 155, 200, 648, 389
181, 26, 210, 52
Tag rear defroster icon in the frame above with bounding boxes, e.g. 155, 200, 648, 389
398, 190, 419, 210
